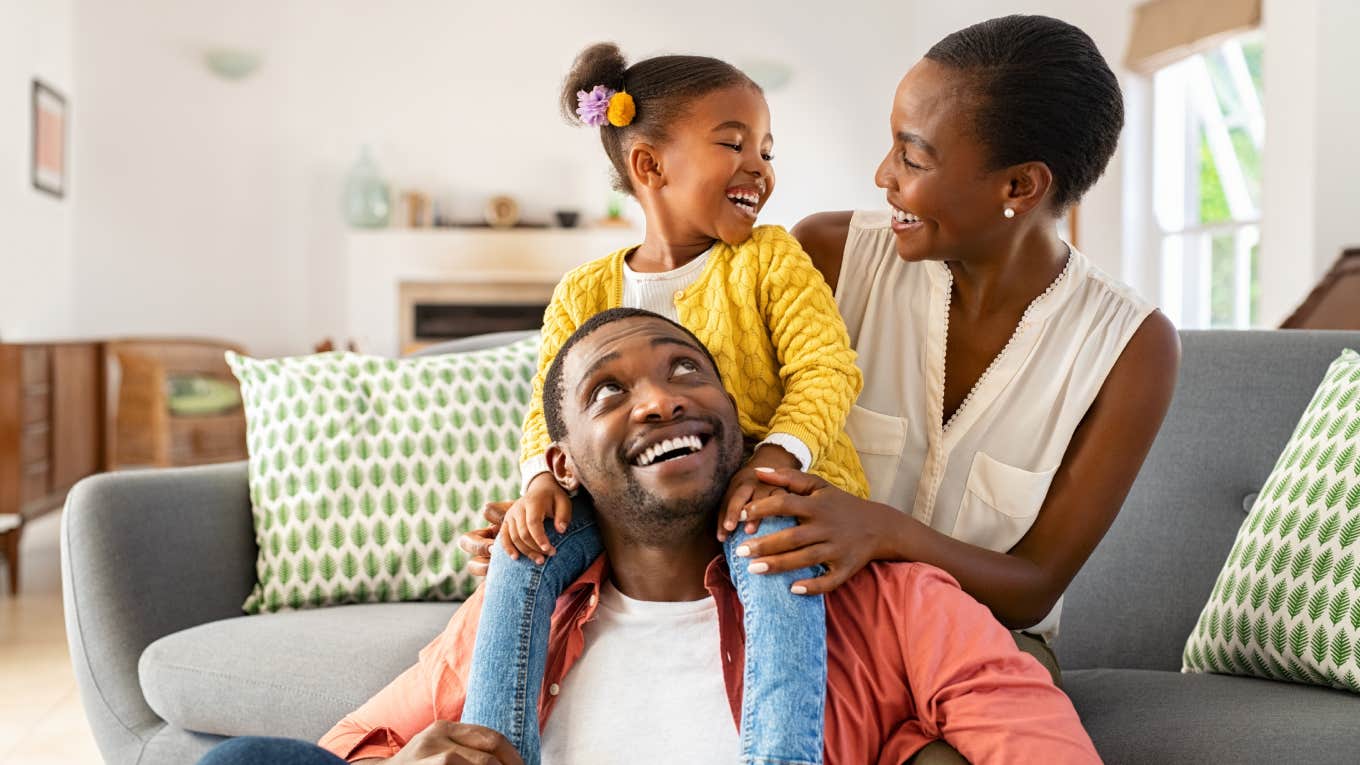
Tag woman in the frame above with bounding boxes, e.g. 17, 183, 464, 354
737, 13, 1179, 667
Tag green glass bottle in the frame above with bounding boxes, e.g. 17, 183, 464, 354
342, 146, 391, 228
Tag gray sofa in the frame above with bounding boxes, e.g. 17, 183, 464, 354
63, 330, 1360, 764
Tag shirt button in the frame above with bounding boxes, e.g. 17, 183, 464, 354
549, 683, 561, 696
589, 594, 598, 607
674, 290, 683, 300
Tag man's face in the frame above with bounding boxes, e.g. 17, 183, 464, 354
549, 317, 744, 543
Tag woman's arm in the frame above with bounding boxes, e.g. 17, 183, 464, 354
789, 211, 853, 293
741, 310, 1181, 629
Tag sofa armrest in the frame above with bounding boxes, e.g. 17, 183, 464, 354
62, 460, 256, 763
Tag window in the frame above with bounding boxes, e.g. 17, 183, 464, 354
1152, 33, 1264, 328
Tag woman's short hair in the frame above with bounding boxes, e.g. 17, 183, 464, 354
926, 15, 1124, 212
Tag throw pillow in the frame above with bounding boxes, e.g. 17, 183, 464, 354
1183, 349, 1360, 691
226, 336, 540, 613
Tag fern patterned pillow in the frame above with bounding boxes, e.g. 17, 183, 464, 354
1183, 349, 1360, 691
226, 336, 539, 614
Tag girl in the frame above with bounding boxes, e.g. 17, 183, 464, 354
461, 43, 866, 765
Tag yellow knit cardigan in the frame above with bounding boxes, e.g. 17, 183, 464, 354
520, 225, 868, 498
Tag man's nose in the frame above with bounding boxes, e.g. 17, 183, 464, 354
631, 382, 686, 422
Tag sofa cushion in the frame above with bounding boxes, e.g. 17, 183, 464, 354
1183, 349, 1360, 692
139, 602, 459, 740
226, 337, 539, 613
1065, 669, 1360, 764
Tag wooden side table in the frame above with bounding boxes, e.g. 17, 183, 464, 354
0, 341, 105, 594
0, 514, 20, 594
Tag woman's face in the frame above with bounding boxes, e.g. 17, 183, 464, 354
875, 59, 1012, 263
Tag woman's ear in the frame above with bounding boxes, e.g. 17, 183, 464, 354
628, 142, 666, 191
545, 443, 579, 493
1003, 161, 1054, 217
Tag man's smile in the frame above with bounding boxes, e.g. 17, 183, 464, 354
624, 420, 718, 478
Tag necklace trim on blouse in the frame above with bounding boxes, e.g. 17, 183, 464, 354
939, 250, 1075, 433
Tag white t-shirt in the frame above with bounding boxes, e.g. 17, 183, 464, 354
620, 246, 711, 322
539, 582, 739, 765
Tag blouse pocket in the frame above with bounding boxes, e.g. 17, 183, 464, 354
844, 404, 908, 505
953, 451, 1058, 552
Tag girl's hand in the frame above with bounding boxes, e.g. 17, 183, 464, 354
499, 473, 572, 565
457, 501, 512, 578
737, 467, 904, 595
717, 444, 798, 542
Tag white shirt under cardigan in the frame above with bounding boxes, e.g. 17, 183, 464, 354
538, 582, 740, 765
835, 210, 1155, 641
519, 246, 811, 489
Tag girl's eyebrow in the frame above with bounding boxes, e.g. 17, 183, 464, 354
712, 120, 773, 144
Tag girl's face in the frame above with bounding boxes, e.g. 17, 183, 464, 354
655, 84, 776, 246
874, 59, 1013, 263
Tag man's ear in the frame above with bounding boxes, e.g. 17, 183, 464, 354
1002, 161, 1054, 217
627, 142, 666, 191
545, 443, 580, 493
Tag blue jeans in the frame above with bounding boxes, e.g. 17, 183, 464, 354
461, 494, 827, 765
196, 737, 346, 765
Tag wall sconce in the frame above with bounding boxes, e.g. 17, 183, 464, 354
203, 48, 263, 81
739, 58, 794, 92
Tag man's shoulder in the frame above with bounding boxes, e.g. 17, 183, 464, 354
849, 560, 962, 596
827, 561, 972, 616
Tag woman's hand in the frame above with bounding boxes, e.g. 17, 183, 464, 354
736, 467, 906, 595
717, 444, 799, 542
457, 500, 510, 577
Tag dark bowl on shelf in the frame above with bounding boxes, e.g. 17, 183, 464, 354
555, 210, 581, 228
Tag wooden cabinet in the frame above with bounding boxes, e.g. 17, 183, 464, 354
0, 342, 105, 594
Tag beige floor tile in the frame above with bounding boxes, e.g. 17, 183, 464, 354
0, 687, 103, 765
0, 511, 103, 765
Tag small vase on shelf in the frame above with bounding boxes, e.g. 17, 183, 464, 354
342, 146, 391, 228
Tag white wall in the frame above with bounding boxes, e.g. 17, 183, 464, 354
1257, 0, 1360, 326
66, 0, 1144, 356
0, 0, 74, 341
1307, 0, 1360, 296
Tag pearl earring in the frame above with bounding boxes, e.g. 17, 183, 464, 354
1003, 207, 1015, 219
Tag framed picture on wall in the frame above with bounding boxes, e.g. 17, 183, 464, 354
32, 80, 67, 198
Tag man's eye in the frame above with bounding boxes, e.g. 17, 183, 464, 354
673, 359, 699, 376
719, 142, 742, 153
592, 383, 623, 403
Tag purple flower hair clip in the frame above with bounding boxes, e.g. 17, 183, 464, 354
576, 85, 616, 128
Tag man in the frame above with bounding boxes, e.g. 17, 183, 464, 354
311, 308, 1098, 764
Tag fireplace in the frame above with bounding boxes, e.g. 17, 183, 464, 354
413, 303, 547, 340
344, 227, 640, 358
398, 281, 553, 354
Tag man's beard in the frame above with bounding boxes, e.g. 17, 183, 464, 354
578, 418, 743, 546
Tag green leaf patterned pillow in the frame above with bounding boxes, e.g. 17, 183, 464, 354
1184, 349, 1360, 691
226, 336, 540, 613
